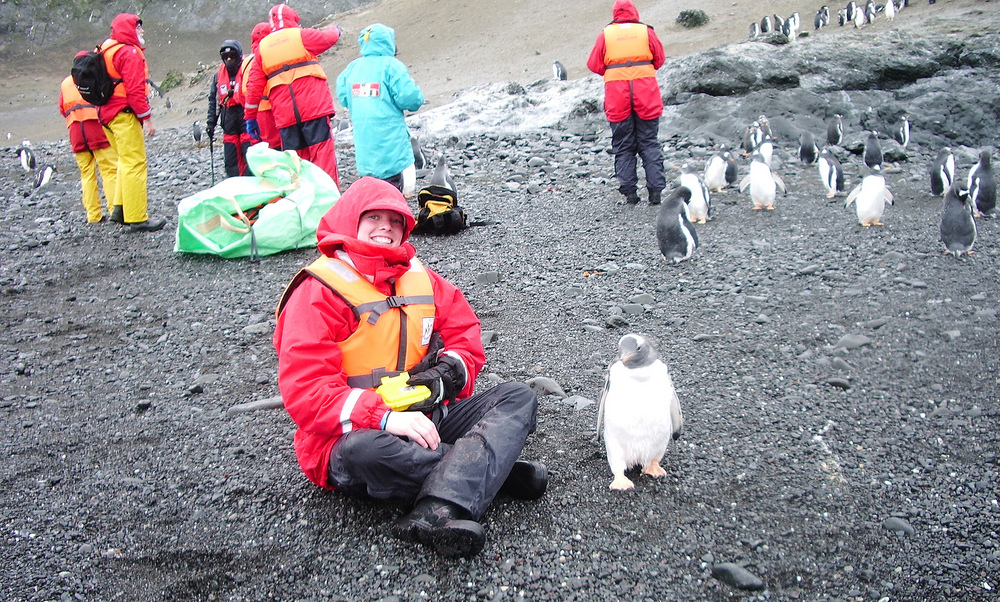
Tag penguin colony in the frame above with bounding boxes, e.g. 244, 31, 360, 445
653, 0, 991, 266
11, 139, 59, 198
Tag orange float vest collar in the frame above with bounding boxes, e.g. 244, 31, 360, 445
277, 255, 437, 390
602, 22, 655, 82
101, 40, 151, 98
60, 76, 99, 125
241, 57, 271, 111
259, 28, 327, 95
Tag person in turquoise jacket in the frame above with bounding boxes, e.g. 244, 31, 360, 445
336, 23, 424, 190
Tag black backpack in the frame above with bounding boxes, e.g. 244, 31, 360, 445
71, 44, 122, 106
413, 184, 467, 235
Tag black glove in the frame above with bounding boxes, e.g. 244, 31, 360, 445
206, 126, 215, 141
408, 332, 444, 376
407, 354, 465, 410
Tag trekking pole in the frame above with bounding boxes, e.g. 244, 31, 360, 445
208, 135, 216, 186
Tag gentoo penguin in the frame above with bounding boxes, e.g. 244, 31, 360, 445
740, 149, 786, 210
401, 164, 417, 198
655, 187, 698, 264
827, 114, 844, 146
930, 147, 955, 196
863, 131, 883, 170
743, 121, 762, 154
846, 0, 858, 22
760, 15, 772, 33
703, 151, 729, 192
30, 165, 56, 196
818, 148, 845, 198
410, 133, 427, 170
783, 12, 800, 40
939, 182, 977, 258
885, 0, 896, 21
192, 121, 202, 144
756, 134, 775, 168
892, 115, 910, 148
838, 7, 848, 26
865, 0, 877, 24
749, 21, 761, 39
853, 4, 865, 27
798, 131, 819, 165
679, 163, 711, 223
552, 61, 568, 81
596, 333, 684, 490
17, 141, 35, 172
723, 149, 739, 187
845, 164, 893, 226
430, 155, 456, 193
773, 14, 786, 34
967, 149, 996, 217
757, 114, 773, 139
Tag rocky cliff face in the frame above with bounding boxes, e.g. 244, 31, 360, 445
0, 0, 369, 53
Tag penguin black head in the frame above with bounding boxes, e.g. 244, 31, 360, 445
617, 334, 661, 369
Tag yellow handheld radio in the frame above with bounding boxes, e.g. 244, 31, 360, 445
376, 373, 432, 411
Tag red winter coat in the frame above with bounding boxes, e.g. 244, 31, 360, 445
243, 4, 340, 128
586, 0, 665, 123
59, 75, 111, 153
273, 177, 486, 489
98, 13, 152, 124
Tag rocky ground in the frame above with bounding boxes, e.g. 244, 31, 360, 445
3, 4, 1000, 602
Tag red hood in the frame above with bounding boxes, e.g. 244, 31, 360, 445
316, 177, 417, 275
110, 13, 143, 47
612, 0, 640, 22
269, 4, 301, 31
251, 22, 271, 52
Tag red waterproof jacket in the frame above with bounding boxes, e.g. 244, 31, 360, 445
98, 13, 152, 124
243, 4, 340, 129
586, 0, 665, 123
273, 177, 485, 489
59, 76, 111, 153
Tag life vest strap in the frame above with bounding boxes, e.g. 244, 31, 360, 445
606, 60, 653, 69
347, 367, 399, 390
266, 59, 320, 80
357, 294, 436, 325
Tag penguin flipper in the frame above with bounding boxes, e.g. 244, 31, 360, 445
772, 173, 786, 194
845, 184, 862, 207
595, 372, 610, 443
739, 174, 751, 192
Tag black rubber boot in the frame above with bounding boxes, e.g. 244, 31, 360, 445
648, 189, 662, 205
391, 497, 486, 558
500, 461, 548, 500
623, 192, 640, 204
109, 205, 125, 224
129, 216, 166, 232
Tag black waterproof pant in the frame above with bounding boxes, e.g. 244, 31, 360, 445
328, 382, 537, 519
610, 112, 666, 196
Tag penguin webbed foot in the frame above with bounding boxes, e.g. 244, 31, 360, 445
641, 462, 667, 478
610, 474, 634, 490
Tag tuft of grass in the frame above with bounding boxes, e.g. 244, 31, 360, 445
676, 10, 710, 28
159, 69, 184, 93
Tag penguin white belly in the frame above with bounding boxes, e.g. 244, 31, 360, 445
750, 168, 777, 209
603, 362, 676, 484
854, 177, 888, 225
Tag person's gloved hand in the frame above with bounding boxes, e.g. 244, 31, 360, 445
407, 333, 444, 376
245, 119, 260, 141
206, 126, 215, 142
407, 354, 465, 408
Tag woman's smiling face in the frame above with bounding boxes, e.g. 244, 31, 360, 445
357, 209, 405, 247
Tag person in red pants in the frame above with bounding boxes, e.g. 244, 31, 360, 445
244, 4, 342, 187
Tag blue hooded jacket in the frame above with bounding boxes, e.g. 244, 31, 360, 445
336, 24, 425, 179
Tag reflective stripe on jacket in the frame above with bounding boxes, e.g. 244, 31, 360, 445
278, 255, 436, 389
259, 28, 326, 95
603, 22, 655, 82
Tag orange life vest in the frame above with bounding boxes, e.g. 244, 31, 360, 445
258, 28, 327, 95
603, 22, 655, 82
60, 76, 99, 125
277, 255, 437, 390
101, 40, 151, 98
241, 57, 271, 111
217, 57, 252, 107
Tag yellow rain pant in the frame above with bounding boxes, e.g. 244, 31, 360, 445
74, 145, 118, 223
104, 111, 149, 224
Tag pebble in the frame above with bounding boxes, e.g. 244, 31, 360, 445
475, 271, 500, 284
711, 562, 765, 591
481, 330, 498, 345
227, 396, 284, 416
525, 376, 567, 398
826, 377, 851, 390
882, 516, 916, 536
833, 334, 872, 350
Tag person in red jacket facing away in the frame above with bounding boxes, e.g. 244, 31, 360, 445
59, 72, 118, 223
239, 23, 281, 150
273, 177, 547, 558
244, 4, 342, 186
587, 0, 667, 205
99, 13, 165, 231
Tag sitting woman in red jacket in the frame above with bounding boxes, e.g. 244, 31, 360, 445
273, 177, 547, 558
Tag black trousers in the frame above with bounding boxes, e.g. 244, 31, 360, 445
327, 382, 537, 519
610, 112, 666, 195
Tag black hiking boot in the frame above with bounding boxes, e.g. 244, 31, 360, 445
623, 192, 640, 205
500, 461, 548, 500
129, 216, 166, 232
648, 189, 662, 205
392, 497, 486, 558
109, 205, 125, 224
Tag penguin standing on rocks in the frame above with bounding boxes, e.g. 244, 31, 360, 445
410, 133, 427, 171
430, 155, 456, 193
967, 149, 995, 217
892, 115, 910, 148
743, 121, 762, 155
679, 164, 711, 222
29, 164, 56, 197
723, 149, 738, 187
740, 150, 786, 210
552, 61, 568, 81
756, 134, 775, 168
845, 164, 893, 226
757, 114, 773, 139
703, 151, 729, 192
827, 114, 844, 146
655, 187, 698, 264
760, 15, 773, 33
749, 21, 761, 38
818, 148, 845, 198
930, 147, 955, 196
846, 0, 858, 22
939, 182, 977, 258
17, 141, 35, 171
596, 333, 684, 490
798, 131, 819, 165
863, 131, 883, 170
192, 121, 202, 145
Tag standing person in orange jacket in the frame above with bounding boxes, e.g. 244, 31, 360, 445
244, 4, 342, 187
206, 40, 252, 177
239, 22, 281, 150
59, 70, 118, 223
99, 13, 165, 231
587, 0, 667, 205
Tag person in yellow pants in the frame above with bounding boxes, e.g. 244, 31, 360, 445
97, 13, 165, 232
59, 73, 118, 223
